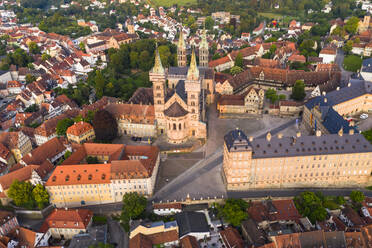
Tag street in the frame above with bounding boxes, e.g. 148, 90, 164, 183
335, 49, 353, 87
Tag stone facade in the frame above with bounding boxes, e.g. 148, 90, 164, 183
222, 129, 372, 190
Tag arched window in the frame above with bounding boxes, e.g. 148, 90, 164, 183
192, 109, 195, 113
191, 101, 195, 106
169, 123, 171, 130
173, 123, 176, 130
179, 123, 182, 130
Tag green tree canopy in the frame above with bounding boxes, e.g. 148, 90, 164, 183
121, 192, 147, 231
343, 40, 353, 54
217, 199, 249, 227
265, 88, 279, 104
205, 16, 214, 30
24, 103, 39, 113
291, 80, 306, 101
350, 191, 365, 203
28, 41, 40, 54
343, 55, 362, 72
294, 191, 327, 224
234, 52, 243, 68
41, 53, 51, 61
362, 128, 372, 144
8, 180, 35, 209
32, 184, 49, 209
25, 74, 36, 85
230, 66, 244, 75
344, 16, 360, 35
92, 110, 118, 142
56, 118, 74, 136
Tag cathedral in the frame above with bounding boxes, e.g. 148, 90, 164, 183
130, 29, 215, 144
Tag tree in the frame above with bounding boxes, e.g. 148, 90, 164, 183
79, 42, 86, 52
343, 55, 362, 72
205, 16, 214, 30
230, 66, 244, 75
64, 150, 72, 160
217, 199, 249, 227
41, 53, 51, 61
56, 118, 74, 136
94, 70, 105, 99
32, 184, 49, 209
350, 191, 365, 203
88, 243, 114, 248
344, 16, 359, 35
291, 80, 306, 101
159, 45, 172, 67
234, 52, 243, 68
294, 191, 327, 224
8, 180, 34, 208
86, 156, 99, 164
28, 41, 40, 54
343, 40, 353, 54
121, 192, 147, 232
265, 88, 279, 104
24, 103, 39, 113
362, 128, 372, 144
92, 110, 118, 142
25, 74, 36, 85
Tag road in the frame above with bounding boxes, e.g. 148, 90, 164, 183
152, 118, 298, 202
335, 49, 353, 87
107, 217, 128, 248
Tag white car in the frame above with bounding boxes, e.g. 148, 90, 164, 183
360, 113, 369, 120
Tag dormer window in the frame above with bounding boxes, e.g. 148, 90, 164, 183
102, 174, 106, 180
88, 174, 92, 180
65, 175, 70, 182
77, 174, 81, 181
52, 176, 56, 182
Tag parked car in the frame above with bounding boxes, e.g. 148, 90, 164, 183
360, 113, 369, 120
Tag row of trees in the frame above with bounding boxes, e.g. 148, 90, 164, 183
295, 191, 365, 223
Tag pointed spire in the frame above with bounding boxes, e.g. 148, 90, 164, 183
187, 47, 199, 80
200, 23, 208, 50
178, 28, 186, 49
151, 42, 164, 74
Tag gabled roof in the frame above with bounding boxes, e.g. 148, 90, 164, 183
21, 137, 66, 165
175, 212, 209, 238
40, 209, 93, 232
0, 165, 40, 191
164, 102, 188, 117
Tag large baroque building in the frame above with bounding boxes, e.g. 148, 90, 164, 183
129, 31, 214, 144
222, 129, 372, 190
303, 80, 372, 134
45, 143, 160, 207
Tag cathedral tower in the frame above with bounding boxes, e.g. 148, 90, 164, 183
149, 44, 166, 133
199, 26, 209, 67
185, 48, 201, 122
177, 30, 187, 67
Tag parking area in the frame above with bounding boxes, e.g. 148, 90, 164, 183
350, 113, 372, 132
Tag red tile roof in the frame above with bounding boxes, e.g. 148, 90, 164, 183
66, 121, 93, 136
40, 209, 93, 232
220, 227, 244, 248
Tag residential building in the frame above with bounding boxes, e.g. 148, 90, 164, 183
7, 227, 51, 247
180, 235, 200, 248
217, 87, 264, 115
361, 58, 372, 81
40, 208, 93, 240
0, 143, 16, 169
153, 202, 182, 215
68, 225, 108, 248
130, 220, 178, 241
175, 212, 210, 240
0, 131, 32, 162
222, 129, 372, 190
66, 121, 95, 144
0, 211, 19, 235
45, 143, 160, 207
219, 227, 244, 248
319, 46, 337, 63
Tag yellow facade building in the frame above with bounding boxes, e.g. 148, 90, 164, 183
45, 143, 160, 207
66, 121, 95, 144
222, 129, 372, 190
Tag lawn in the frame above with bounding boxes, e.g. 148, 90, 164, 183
149, 0, 196, 7
258, 12, 299, 25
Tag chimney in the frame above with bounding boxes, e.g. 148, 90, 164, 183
277, 133, 283, 139
336, 87, 340, 91
266, 132, 272, 142
249, 136, 253, 142
316, 130, 322, 137
349, 129, 354, 135
338, 127, 343, 137
296, 132, 301, 137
